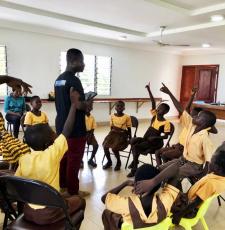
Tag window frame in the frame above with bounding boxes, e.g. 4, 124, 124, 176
60, 52, 112, 96
0, 45, 8, 98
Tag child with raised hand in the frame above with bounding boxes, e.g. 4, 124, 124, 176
14, 88, 86, 227
127, 82, 171, 177
24, 96, 48, 126
85, 106, 99, 168
134, 83, 217, 194
102, 100, 132, 171
155, 87, 199, 166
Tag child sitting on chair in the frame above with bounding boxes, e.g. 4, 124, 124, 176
85, 106, 99, 168
103, 100, 131, 171
24, 96, 48, 127
134, 142, 225, 226
101, 164, 179, 229
127, 82, 171, 177
153, 83, 216, 186
5, 88, 85, 227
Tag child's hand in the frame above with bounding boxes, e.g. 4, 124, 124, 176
145, 82, 150, 89
70, 87, 80, 107
160, 83, 170, 94
134, 179, 155, 195
191, 87, 198, 95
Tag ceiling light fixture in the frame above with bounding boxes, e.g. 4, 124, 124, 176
202, 43, 211, 48
211, 15, 224, 22
118, 35, 127, 41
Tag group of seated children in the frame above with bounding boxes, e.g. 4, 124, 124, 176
0, 88, 86, 228
0, 80, 224, 229
101, 82, 224, 229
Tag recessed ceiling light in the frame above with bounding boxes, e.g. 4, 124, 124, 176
211, 15, 224, 22
118, 35, 127, 41
202, 43, 211, 48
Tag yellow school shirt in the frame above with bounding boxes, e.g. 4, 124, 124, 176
188, 173, 225, 202
110, 114, 132, 130
151, 110, 171, 133
24, 111, 49, 126
178, 114, 188, 146
181, 111, 214, 164
105, 184, 179, 225
85, 114, 97, 131
15, 134, 68, 209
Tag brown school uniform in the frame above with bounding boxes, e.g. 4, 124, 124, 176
85, 114, 98, 146
103, 114, 132, 151
105, 184, 179, 226
131, 109, 171, 155
160, 111, 214, 178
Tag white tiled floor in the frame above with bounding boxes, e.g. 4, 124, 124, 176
1, 119, 225, 229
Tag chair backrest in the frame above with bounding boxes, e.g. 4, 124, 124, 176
164, 122, 175, 148
0, 175, 73, 228
195, 194, 217, 219
130, 116, 139, 138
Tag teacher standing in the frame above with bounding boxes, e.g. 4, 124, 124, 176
55, 48, 91, 195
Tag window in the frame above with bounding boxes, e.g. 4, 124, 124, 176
0, 45, 7, 97
60, 52, 112, 95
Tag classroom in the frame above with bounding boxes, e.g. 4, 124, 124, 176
0, 0, 225, 229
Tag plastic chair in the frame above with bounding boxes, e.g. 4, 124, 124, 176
121, 217, 172, 230
178, 194, 218, 230
0, 175, 84, 229
102, 116, 139, 169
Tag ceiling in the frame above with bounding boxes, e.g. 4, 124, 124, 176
1, 0, 225, 54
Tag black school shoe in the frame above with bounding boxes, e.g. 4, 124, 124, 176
103, 161, 112, 170
88, 159, 97, 168
127, 169, 136, 178
128, 160, 139, 169
114, 161, 121, 171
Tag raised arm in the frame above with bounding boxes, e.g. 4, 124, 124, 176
62, 87, 80, 138
145, 82, 156, 110
0, 75, 32, 94
185, 87, 198, 114
160, 83, 183, 115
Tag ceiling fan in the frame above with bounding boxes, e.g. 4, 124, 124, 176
152, 26, 190, 47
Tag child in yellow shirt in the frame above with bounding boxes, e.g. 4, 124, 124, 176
134, 83, 217, 195
5, 88, 86, 226
103, 100, 132, 171
85, 107, 98, 168
24, 96, 48, 126
127, 83, 171, 177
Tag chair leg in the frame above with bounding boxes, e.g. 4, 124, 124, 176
217, 196, 221, 206
125, 150, 132, 169
102, 154, 106, 165
200, 217, 209, 230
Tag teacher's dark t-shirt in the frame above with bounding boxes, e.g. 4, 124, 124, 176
55, 71, 86, 138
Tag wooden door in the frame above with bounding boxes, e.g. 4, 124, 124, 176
195, 66, 218, 103
180, 65, 219, 108
180, 66, 196, 108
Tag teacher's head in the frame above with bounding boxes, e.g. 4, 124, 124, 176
66, 48, 85, 73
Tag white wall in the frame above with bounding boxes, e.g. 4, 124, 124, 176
0, 27, 182, 125
182, 54, 225, 103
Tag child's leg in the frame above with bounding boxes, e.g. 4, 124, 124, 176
89, 137, 99, 161
112, 150, 121, 171
103, 147, 112, 169
88, 144, 98, 168
161, 144, 183, 163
